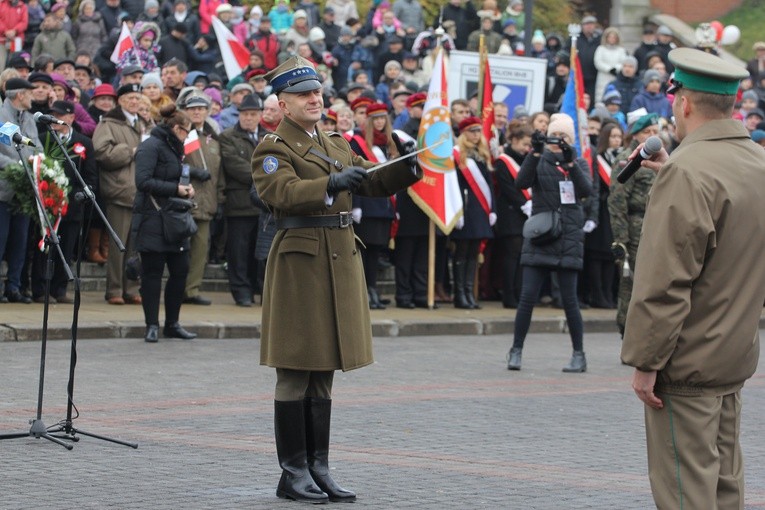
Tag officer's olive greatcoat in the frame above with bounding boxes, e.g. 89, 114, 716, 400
252, 117, 421, 372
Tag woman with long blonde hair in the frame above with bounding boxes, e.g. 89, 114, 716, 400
452, 116, 496, 309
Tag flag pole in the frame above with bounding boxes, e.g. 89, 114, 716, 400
427, 219, 435, 308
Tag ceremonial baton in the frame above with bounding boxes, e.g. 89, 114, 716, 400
366, 138, 449, 173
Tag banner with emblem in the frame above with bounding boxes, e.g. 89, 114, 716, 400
410, 47, 462, 235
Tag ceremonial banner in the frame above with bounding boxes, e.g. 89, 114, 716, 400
560, 44, 592, 163
410, 48, 462, 235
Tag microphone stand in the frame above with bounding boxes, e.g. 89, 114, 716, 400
0, 142, 75, 449
40, 123, 138, 449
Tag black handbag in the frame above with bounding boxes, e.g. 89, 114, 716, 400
150, 195, 198, 244
523, 210, 562, 245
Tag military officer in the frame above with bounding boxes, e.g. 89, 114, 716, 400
621, 48, 765, 509
606, 112, 659, 337
251, 56, 421, 504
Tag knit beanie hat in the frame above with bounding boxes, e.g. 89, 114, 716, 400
141, 72, 163, 91
547, 113, 575, 142
643, 69, 661, 86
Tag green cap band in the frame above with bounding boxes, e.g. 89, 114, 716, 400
673, 66, 741, 95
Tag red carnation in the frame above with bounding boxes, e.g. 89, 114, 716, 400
61, 203, 68, 216
44, 197, 54, 208
39, 180, 49, 192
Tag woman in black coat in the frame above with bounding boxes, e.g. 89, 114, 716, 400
494, 121, 533, 309
133, 104, 197, 343
585, 122, 623, 308
507, 113, 593, 373
348, 102, 398, 309
451, 116, 496, 309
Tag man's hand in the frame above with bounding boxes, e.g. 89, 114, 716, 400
327, 166, 367, 194
632, 369, 663, 409
628, 142, 669, 174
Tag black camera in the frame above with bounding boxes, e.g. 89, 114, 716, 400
545, 136, 563, 145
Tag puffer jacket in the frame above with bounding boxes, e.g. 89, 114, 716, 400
133, 124, 190, 253
516, 150, 592, 270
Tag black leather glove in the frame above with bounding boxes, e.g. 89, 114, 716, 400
189, 166, 211, 182
327, 166, 367, 194
609, 68, 617, 76
531, 130, 546, 153
393, 132, 418, 171
611, 242, 626, 260
559, 140, 574, 163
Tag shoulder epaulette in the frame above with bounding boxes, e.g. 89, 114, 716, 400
263, 133, 283, 143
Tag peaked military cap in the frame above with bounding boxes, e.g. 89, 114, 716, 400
667, 48, 749, 95
264, 56, 322, 95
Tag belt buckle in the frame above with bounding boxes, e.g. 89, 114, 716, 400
338, 212, 351, 228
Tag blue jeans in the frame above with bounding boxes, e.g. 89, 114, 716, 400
512, 265, 584, 351
0, 201, 30, 293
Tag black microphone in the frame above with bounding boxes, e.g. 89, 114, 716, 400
33, 111, 66, 125
12, 131, 36, 147
616, 136, 663, 184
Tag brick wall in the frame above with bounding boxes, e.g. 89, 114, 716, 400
650, 0, 744, 23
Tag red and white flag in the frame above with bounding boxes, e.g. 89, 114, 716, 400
211, 16, 250, 80
110, 23, 135, 64
184, 129, 201, 155
410, 48, 462, 234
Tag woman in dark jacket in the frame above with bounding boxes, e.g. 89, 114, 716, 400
133, 104, 197, 342
585, 122, 622, 308
348, 102, 398, 309
507, 113, 592, 372
452, 116, 496, 309
494, 121, 533, 308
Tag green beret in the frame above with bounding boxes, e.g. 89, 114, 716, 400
668, 47, 749, 95
629, 113, 660, 135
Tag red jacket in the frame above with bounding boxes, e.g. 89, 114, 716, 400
0, 0, 28, 45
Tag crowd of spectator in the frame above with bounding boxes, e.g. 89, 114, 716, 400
0, 0, 764, 316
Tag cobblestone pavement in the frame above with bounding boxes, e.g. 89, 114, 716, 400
1, 332, 763, 509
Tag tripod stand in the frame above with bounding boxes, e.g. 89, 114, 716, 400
40, 124, 137, 449
0, 142, 75, 449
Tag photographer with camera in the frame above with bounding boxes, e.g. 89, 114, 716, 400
506, 113, 593, 372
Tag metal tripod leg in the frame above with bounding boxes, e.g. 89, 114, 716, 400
48, 424, 138, 449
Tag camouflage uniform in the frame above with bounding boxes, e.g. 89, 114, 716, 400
607, 141, 656, 336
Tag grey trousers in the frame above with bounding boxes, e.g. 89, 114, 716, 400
275, 369, 334, 402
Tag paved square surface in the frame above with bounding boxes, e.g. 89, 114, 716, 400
1, 332, 763, 509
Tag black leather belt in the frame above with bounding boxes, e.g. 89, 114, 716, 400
275, 212, 353, 230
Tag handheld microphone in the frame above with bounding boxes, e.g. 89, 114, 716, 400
33, 111, 67, 125
616, 136, 663, 184
0, 122, 36, 147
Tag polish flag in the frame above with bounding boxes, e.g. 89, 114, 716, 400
184, 129, 201, 155
211, 16, 250, 80
110, 23, 135, 64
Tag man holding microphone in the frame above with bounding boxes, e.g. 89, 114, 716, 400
621, 48, 765, 509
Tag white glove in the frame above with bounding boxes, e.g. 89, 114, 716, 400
351, 207, 362, 223
488, 212, 497, 226
489, 136, 501, 159
583, 220, 597, 233
520, 200, 532, 218
456, 215, 465, 230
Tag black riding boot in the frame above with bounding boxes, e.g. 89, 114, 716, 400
464, 255, 481, 309
452, 260, 471, 309
274, 400, 329, 504
305, 397, 357, 502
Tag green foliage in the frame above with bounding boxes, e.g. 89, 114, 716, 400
718, 0, 765, 61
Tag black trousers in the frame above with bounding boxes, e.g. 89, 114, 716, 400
225, 216, 259, 301
394, 235, 428, 304
139, 250, 189, 327
513, 266, 584, 351
498, 235, 523, 306
30, 220, 81, 299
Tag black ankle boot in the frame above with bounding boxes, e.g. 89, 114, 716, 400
274, 400, 329, 504
367, 287, 386, 310
144, 325, 159, 343
163, 322, 197, 340
305, 398, 356, 502
562, 351, 587, 373
506, 347, 522, 370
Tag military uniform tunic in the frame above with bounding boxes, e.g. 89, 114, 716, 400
252, 116, 421, 372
